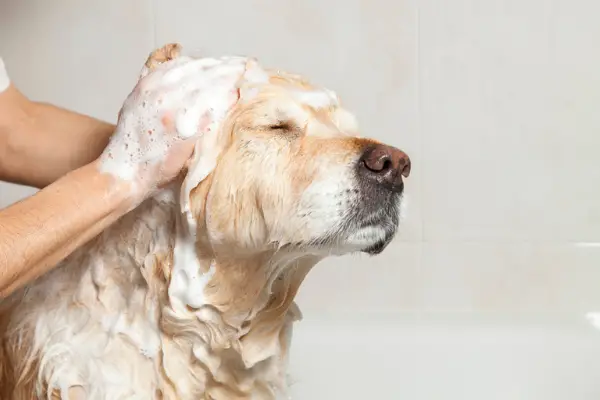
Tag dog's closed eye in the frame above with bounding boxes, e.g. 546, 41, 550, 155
268, 121, 293, 131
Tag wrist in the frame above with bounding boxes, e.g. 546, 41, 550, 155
85, 159, 142, 215
89, 158, 157, 215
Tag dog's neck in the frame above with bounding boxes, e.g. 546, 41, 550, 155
105, 188, 320, 398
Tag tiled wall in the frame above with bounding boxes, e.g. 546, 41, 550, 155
1, 0, 598, 314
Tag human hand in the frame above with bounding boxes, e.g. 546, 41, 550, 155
98, 44, 246, 204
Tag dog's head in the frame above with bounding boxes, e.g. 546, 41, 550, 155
145, 46, 412, 381
183, 61, 411, 261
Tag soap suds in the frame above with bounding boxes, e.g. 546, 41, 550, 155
163, 55, 271, 311
292, 88, 338, 109
178, 59, 271, 236
239, 59, 270, 101
98, 56, 247, 195
0, 58, 10, 93
168, 205, 215, 311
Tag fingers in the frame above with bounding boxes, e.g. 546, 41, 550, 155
159, 136, 197, 182
139, 43, 183, 79
145, 43, 182, 70
162, 59, 243, 141
157, 57, 246, 93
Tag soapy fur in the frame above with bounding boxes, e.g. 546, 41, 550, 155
0, 44, 409, 399
0, 57, 10, 93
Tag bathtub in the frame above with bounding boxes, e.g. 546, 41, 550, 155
289, 313, 600, 399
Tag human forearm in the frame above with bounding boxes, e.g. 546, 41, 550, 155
0, 84, 115, 188
0, 160, 132, 298
0, 44, 223, 297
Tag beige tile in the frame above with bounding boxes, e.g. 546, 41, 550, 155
291, 314, 600, 400
420, 0, 600, 241
290, 316, 421, 399
0, 0, 154, 122
155, 0, 422, 241
296, 242, 420, 315
419, 243, 600, 312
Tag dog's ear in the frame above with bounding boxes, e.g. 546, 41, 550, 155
169, 94, 241, 312
182, 59, 271, 238
181, 111, 237, 236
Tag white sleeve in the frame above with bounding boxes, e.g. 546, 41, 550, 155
0, 57, 10, 93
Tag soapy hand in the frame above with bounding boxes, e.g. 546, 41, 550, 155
98, 44, 247, 203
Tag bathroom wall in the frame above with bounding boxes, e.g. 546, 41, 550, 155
1, 0, 598, 328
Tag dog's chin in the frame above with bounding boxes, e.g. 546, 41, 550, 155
302, 195, 402, 256
358, 226, 396, 255
362, 236, 392, 255
354, 203, 400, 255
302, 224, 396, 257
334, 222, 398, 256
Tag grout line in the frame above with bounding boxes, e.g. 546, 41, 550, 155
414, 0, 424, 327
150, 0, 158, 48
394, 239, 600, 246
575, 243, 600, 248
415, 0, 424, 246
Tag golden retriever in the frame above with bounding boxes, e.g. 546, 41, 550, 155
0, 43, 411, 400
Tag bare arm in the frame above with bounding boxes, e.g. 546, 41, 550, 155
0, 43, 243, 298
0, 161, 131, 297
0, 83, 115, 188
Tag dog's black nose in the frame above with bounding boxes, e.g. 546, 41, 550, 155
358, 144, 411, 193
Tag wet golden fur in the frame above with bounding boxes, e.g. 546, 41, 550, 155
0, 44, 407, 399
